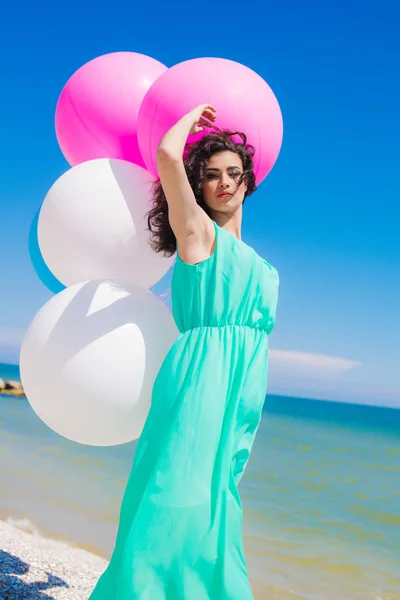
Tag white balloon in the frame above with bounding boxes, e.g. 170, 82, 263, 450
38, 159, 175, 289
19, 279, 179, 446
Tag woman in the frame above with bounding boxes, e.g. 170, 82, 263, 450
89, 104, 279, 599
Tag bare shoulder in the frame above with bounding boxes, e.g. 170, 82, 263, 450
172, 209, 216, 266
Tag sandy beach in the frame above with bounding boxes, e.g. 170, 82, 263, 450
0, 520, 108, 599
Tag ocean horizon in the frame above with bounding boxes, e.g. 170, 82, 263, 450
1, 361, 399, 599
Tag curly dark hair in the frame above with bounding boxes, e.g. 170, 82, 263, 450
145, 128, 257, 257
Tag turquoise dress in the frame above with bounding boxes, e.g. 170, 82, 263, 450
89, 219, 279, 599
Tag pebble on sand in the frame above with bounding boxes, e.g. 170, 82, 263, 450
0, 520, 108, 599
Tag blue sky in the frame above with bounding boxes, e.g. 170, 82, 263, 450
1, 1, 399, 407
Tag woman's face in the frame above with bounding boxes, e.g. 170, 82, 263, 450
202, 151, 247, 211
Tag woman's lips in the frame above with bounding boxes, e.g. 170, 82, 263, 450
217, 193, 232, 198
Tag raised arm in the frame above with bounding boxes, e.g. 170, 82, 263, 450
156, 104, 217, 263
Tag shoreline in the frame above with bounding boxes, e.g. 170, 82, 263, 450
0, 389, 26, 397
0, 519, 108, 599
0, 513, 110, 560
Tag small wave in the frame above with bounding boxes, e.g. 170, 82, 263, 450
5, 516, 42, 537
5, 515, 107, 558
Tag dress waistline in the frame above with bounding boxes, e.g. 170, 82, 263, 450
181, 323, 268, 334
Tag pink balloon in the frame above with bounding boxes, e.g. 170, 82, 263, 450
55, 52, 167, 168
137, 57, 283, 185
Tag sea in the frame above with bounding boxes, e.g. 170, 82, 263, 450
1, 362, 399, 599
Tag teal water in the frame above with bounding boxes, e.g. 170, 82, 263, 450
1, 363, 399, 599
0, 362, 21, 382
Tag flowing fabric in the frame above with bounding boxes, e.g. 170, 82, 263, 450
89, 219, 279, 599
